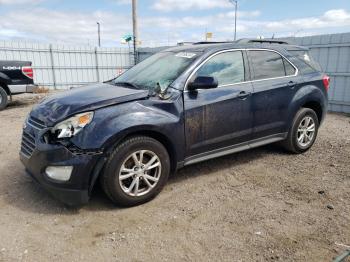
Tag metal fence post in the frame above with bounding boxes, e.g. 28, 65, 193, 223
49, 44, 57, 89
94, 47, 100, 82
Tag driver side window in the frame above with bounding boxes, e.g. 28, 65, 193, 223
195, 51, 245, 86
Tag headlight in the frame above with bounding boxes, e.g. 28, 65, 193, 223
51, 112, 94, 138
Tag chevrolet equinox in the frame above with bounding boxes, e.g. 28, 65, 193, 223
20, 39, 329, 206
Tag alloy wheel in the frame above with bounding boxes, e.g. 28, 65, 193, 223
118, 150, 162, 197
297, 116, 315, 147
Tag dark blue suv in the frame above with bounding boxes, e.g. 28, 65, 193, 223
20, 39, 329, 206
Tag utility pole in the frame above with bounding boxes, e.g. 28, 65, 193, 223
96, 22, 101, 47
132, 0, 138, 65
229, 0, 238, 40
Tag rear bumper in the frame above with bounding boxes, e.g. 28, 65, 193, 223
8, 84, 37, 94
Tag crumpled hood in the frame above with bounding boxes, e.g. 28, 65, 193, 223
30, 83, 149, 126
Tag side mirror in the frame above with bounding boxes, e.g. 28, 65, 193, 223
187, 76, 218, 91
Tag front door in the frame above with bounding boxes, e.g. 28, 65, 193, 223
183, 50, 254, 158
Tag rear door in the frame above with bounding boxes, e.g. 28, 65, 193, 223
183, 50, 254, 158
247, 49, 300, 139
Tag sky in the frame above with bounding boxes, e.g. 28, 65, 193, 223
0, 0, 350, 47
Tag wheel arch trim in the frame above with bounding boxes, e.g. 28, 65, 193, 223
103, 126, 179, 175
288, 84, 327, 129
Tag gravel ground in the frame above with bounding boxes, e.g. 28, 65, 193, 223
0, 94, 349, 262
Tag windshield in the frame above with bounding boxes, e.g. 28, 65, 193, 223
114, 51, 199, 91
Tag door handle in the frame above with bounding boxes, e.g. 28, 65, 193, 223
287, 81, 297, 88
237, 91, 251, 99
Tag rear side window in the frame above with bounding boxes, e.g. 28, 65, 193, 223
288, 50, 322, 72
249, 50, 296, 80
195, 51, 245, 86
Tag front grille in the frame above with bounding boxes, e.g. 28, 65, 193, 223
21, 131, 36, 158
28, 116, 46, 130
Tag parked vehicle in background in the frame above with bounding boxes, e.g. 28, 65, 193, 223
20, 39, 329, 207
0, 61, 36, 110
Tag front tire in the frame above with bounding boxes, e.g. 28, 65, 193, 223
0, 86, 8, 111
282, 108, 319, 153
100, 136, 170, 207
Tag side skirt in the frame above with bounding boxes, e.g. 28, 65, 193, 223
183, 133, 287, 166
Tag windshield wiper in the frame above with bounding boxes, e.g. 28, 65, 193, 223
114, 81, 141, 89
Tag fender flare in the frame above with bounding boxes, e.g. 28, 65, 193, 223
287, 85, 327, 129
0, 72, 12, 94
87, 125, 179, 193
103, 125, 178, 161
0, 72, 12, 85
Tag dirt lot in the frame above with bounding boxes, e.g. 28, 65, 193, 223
0, 94, 349, 262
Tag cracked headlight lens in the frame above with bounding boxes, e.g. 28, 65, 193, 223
51, 112, 94, 138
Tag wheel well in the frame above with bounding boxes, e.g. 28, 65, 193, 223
90, 130, 178, 193
302, 101, 323, 122
121, 130, 178, 175
0, 82, 10, 95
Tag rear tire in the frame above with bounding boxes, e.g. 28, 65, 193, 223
0, 86, 8, 111
282, 108, 319, 153
100, 136, 170, 207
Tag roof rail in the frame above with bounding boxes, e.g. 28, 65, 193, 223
236, 38, 291, 45
193, 41, 233, 45
178, 39, 291, 46
177, 42, 195, 46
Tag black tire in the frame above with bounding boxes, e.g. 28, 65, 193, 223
0, 86, 8, 111
282, 108, 319, 153
100, 136, 170, 207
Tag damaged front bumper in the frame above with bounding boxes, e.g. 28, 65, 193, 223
19, 119, 104, 206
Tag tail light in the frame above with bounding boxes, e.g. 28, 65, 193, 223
22, 66, 33, 79
322, 75, 330, 92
